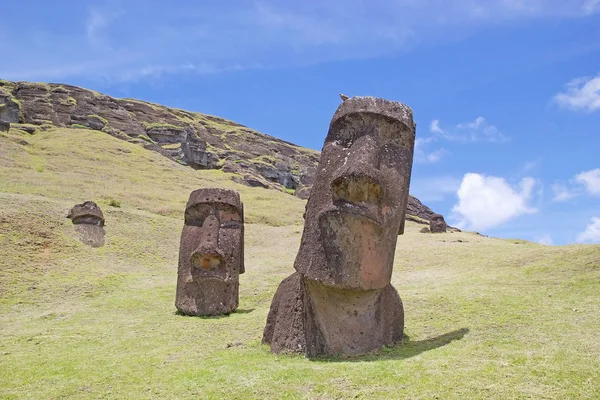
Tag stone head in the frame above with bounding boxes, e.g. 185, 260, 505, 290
176, 188, 244, 315
294, 97, 415, 291
429, 213, 447, 233
67, 201, 106, 247
67, 201, 105, 227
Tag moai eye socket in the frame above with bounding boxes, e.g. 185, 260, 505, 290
218, 204, 242, 228
184, 204, 213, 226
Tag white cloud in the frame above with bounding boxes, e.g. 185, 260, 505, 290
416, 116, 508, 164
535, 233, 555, 246
451, 173, 538, 230
575, 168, 600, 194
551, 182, 577, 202
0, 1, 598, 82
521, 159, 540, 173
551, 168, 600, 202
428, 116, 509, 143
87, 9, 110, 40
553, 74, 600, 112
583, 0, 600, 14
414, 138, 448, 164
429, 120, 444, 134
576, 217, 600, 243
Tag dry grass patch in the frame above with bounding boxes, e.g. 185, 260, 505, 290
0, 128, 599, 399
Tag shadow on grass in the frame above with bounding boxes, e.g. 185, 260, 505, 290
311, 327, 469, 363
174, 308, 255, 319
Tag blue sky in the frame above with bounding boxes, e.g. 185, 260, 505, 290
1, 0, 599, 245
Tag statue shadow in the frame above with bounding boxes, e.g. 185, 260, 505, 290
311, 327, 469, 362
174, 308, 255, 319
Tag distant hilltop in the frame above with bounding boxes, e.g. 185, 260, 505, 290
0, 79, 442, 223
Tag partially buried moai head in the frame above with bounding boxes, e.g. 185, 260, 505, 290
294, 97, 416, 291
175, 188, 244, 316
67, 201, 106, 247
429, 213, 447, 233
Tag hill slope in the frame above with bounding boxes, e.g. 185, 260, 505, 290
0, 79, 441, 222
1, 125, 599, 399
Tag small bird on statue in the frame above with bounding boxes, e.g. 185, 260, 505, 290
339, 93, 349, 101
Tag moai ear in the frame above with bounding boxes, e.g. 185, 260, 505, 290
239, 202, 245, 274
398, 217, 405, 235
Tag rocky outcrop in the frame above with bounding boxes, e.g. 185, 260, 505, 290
0, 79, 319, 195
0, 85, 21, 123
0, 79, 448, 223
406, 196, 439, 224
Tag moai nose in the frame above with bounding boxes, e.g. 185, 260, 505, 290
331, 136, 383, 205
190, 214, 223, 270
191, 251, 224, 270
202, 214, 219, 246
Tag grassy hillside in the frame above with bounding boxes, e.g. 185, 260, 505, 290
1, 126, 599, 399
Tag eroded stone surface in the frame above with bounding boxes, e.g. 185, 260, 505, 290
263, 96, 416, 357
67, 201, 105, 247
430, 213, 448, 233
0, 120, 9, 132
175, 188, 245, 316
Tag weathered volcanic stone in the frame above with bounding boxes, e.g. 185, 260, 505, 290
67, 201, 105, 247
262, 96, 416, 357
429, 213, 447, 233
175, 188, 245, 316
0, 120, 9, 132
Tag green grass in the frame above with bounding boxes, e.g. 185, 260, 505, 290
87, 114, 108, 125
161, 143, 182, 150
142, 122, 186, 131
0, 127, 599, 399
70, 124, 92, 130
59, 97, 77, 106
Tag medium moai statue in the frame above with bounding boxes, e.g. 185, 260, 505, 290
176, 188, 244, 316
429, 213, 447, 233
263, 96, 416, 357
67, 201, 106, 247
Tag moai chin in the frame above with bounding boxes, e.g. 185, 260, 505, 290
263, 96, 416, 357
429, 213, 448, 233
176, 188, 244, 316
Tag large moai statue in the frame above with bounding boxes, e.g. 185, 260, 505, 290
176, 188, 245, 316
263, 97, 416, 357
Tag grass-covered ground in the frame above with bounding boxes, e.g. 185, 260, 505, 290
1, 127, 599, 399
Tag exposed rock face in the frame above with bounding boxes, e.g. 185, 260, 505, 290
1, 79, 448, 223
0, 83, 21, 123
176, 188, 245, 316
0, 120, 9, 132
406, 196, 439, 223
0, 80, 319, 194
430, 213, 448, 233
263, 96, 415, 357
66, 201, 105, 247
